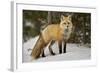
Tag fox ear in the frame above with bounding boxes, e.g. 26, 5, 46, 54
61, 15, 65, 21
68, 15, 72, 21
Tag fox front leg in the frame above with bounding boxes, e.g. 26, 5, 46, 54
63, 41, 67, 53
58, 41, 62, 54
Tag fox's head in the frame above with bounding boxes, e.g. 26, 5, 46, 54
60, 15, 73, 33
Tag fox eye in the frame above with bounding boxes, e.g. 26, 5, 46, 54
67, 22, 70, 24
63, 23, 66, 25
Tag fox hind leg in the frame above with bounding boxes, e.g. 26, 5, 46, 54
41, 49, 46, 57
49, 40, 55, 55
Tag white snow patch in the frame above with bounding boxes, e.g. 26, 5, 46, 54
22, 36, 91, 63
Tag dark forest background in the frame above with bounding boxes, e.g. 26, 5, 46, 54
23, 10, 91, 46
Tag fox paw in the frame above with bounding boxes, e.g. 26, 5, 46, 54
42, 54, 46, 57
51, 52, 55, 55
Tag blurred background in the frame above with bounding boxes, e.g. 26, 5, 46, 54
23, 10, 91, 47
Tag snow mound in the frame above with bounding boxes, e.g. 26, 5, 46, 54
23, 36, 91, 62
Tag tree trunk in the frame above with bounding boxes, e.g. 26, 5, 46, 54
47, 11, 52, 24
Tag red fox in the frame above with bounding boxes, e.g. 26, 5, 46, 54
30, 15, 73, 59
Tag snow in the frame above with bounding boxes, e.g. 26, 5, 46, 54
23, 36, 91, 63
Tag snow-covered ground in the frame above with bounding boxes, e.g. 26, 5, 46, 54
23, 36, 91, 63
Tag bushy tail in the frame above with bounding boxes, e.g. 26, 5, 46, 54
30, 34, 46, 59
